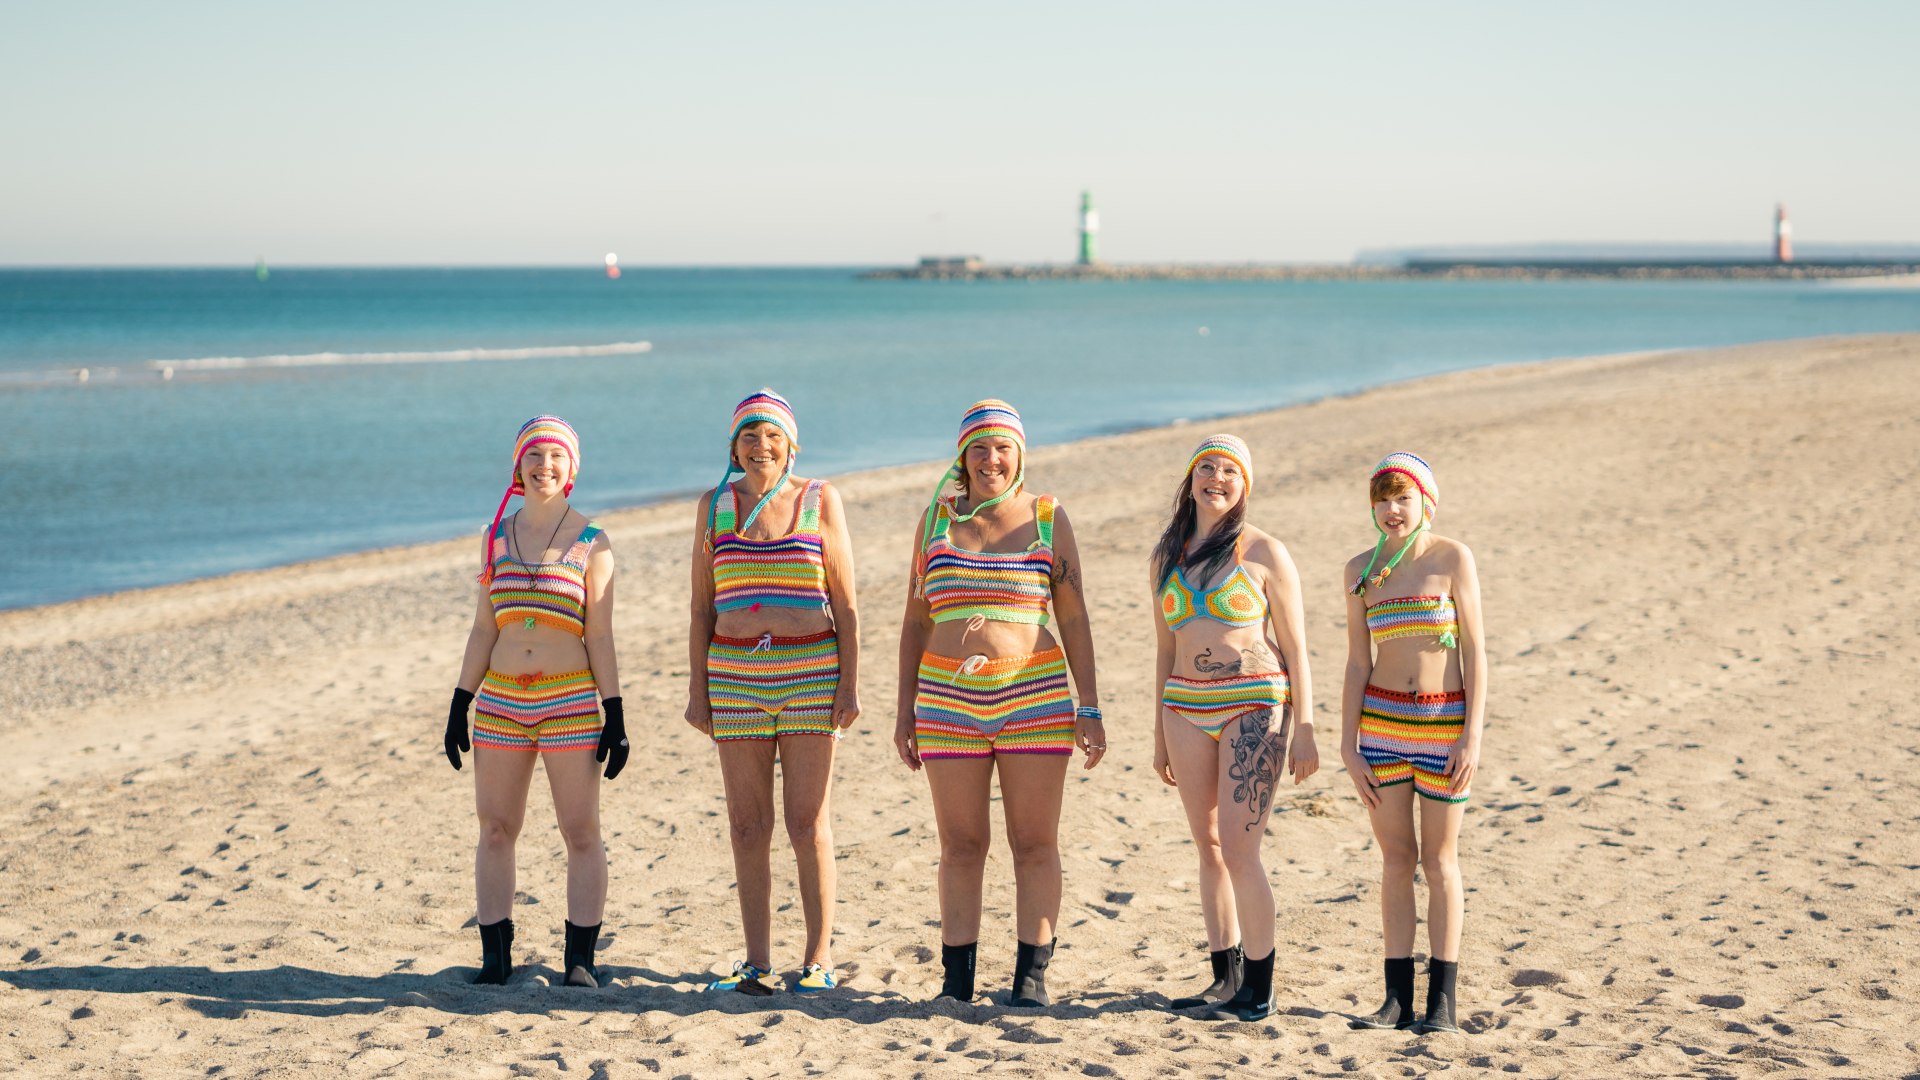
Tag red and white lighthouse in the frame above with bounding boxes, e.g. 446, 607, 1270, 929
1773, 204, 1792, 264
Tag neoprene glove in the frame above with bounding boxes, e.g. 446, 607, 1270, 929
597, 696, 629, 780
446, 688, 475, 770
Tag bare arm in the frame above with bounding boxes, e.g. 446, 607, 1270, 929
685, 491, 717, 734
819, 483, 862, 729
457, 529, 502, 692
1048, 505, 1105, 769
1340, 553, 1382, 807
1446, 542, 1487, 792
1254, 534, 1316, 783
582, 532, 620, 699
894, 519, 935, 769
1151, 563, 1177, 786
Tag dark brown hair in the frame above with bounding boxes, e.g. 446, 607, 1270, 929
1152, 470, 1246, 590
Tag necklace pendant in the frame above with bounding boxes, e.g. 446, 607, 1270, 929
524, 616, 537, 630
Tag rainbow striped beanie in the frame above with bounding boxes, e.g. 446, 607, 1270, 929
718, 388, 800, 532
923, 399, 1028, 540
1187, 434, 1253, 491
481, 415, 580, 582
1371, 451, 1437, 523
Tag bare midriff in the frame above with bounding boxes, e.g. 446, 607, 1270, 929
491, 623, 590, 678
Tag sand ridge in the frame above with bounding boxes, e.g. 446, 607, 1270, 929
3, 334, 1917, 1077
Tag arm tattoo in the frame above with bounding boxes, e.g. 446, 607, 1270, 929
1226, 707, 1288, 830
1052, 557, 1081, 595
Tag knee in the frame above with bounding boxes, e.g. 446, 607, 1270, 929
1193, 834, 1228, 873
476, 814, 520, 851
1379, 839, 1419, 878
1420, 848, 1459, 887
728, 810, 774, 851
785, 814, 831, 852
557, 818, 603, 856
939, 830, 990, 870
1005, 829, 1059, 869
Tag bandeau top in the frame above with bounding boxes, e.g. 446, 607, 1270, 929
1161, 544, 1268, 631
489, 518, 601, 635
709, 479, 830, 613
919, 495, 1056, 626
1365, 594, 1459, 649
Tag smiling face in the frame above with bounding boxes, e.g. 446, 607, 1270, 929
963, 436, 1021, 499
1189, 454, 1247, 515
732, 421, 791, 477
518, 442, 573, 497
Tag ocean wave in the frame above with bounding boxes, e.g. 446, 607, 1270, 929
0, 341, 653, 388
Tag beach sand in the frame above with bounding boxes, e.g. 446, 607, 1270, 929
3, 333, 1915, 1078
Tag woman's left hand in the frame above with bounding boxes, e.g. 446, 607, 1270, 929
596, 697, 629, 780
1287, 725, 1320, 785
833, 688, 861, 732
1075, 711, 1108, 770
1445, 733, 1479, 794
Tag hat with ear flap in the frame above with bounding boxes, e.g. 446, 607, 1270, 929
480, 415, 580, 583
1351, 451, 1437, 597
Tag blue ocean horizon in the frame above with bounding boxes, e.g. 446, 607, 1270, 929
5, 266, 1919, 611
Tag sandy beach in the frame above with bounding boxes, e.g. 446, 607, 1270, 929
3, 333, 1916, 1078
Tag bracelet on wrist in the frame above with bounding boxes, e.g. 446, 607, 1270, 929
1074, 705, 1102, 720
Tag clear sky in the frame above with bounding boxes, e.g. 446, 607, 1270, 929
3, 1, 1915, 265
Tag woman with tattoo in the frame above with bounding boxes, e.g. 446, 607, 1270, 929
1150, 435, 1317, 1022
895, 400, 1106, 1007
1340, 452, 1485, 1034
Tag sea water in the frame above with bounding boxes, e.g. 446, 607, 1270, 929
4, 267, 1917, 609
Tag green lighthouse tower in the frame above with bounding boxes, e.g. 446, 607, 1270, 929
1077, 191, 1099, 266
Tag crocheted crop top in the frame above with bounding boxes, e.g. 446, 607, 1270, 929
489, 518, 601, 635
919, 495, 1056, 626
1365, 594, 1459, 648
709, 479, 830, 613
1161, 546, 1268, 631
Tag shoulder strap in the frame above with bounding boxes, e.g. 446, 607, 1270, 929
797, 479, 825, 531
491, 517, 511, 559
1035, 495, 1057, 549
565, 522, 602, 569
709, 484, 738, 537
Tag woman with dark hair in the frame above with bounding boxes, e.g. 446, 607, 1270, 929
1340, 452, 1485, 1035
1150, 435, 1317, 1022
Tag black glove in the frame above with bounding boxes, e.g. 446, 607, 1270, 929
446, 688, 475, 770
596, 696, 629, 780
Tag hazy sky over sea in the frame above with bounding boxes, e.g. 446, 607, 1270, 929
3, 1, 1915, 266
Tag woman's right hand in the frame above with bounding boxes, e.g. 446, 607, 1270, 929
445, 688, 475, 771
683, 697, 713, 736
893, 718, 922, 772
1342, 747, 1381, 808
1152, 739, 1175, 787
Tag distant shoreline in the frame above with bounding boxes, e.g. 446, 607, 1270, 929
861, 260, 1920, 282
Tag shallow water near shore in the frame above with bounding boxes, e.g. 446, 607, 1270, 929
5, 267, 1919, 609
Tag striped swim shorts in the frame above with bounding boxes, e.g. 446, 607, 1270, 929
473, 669, 602, 752
707, 630, 841, 741
1356, 685, 1469, 803
913, 647, 1075, 759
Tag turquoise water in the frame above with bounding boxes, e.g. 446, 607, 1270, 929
4, 267, 1917, 610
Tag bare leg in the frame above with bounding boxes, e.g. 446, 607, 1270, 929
778, 734, 838, 967
1162, 711, 1238, 950
541, 749, 607, 925
1419, 797, 1469, 961
715, 739, 778, 968
997, 753, 1070, 946
473, 747, 538, 924
1364, 783, 1419, 958
1215, 707, 1288, 961
925, 756, 995, 946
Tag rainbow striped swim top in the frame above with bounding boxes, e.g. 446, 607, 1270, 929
920, 495, 1056, 626
489, 518, 602, 635
1161, 547, 1268, 631
710, 479, 831, 613
1365, 594, 1459, 649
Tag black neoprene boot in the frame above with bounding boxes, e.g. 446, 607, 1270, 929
1416, 959, 1460, 1033
1009, 938, 1056, 1007
474, 918, 515, 985
563, 920, 602, 988
936, 942, 977, 1002
1171, 945, 1243, 1009
1202, 949, 1274, 1022
1349, 956, 1417, 1029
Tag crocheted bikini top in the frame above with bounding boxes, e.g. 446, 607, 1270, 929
1365, 594, 1459, 648
709, 479, 830, 614
488, 518, 601, 635
919, 495, 1056, 626
1161, 550, 1268, 631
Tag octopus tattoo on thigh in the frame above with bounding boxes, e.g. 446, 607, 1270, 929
1226, 706, 1289, 830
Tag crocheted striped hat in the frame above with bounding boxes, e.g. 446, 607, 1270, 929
923, 399, 1028, 541
719, 388, 800, 532
481, 415, 580, 582
1187, 434, 1253, 491
1371, 451, 1437, 524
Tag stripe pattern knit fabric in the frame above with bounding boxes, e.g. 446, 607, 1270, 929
1357, 685, 1469, 802
913, 648, 1074, 758
920, 496, 1056, 625
706, 631, 840, 740
1161, 672, 1291, 741
1187, 434, 1253, 490
488, 521, 601, 635
1372, 451, 1437, 524
1365, 594, 1460, 647
480, 414, 582, 582
473, 669, 602, 752
710, 480, 830, 613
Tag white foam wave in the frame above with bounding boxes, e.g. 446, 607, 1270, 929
146, 340, 654, 371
